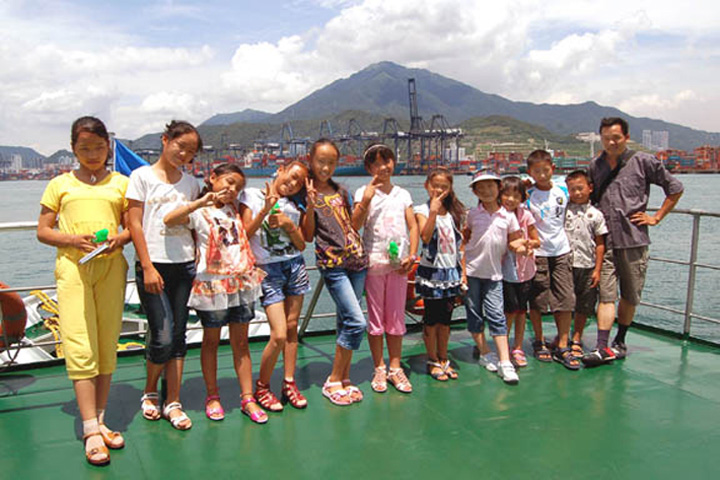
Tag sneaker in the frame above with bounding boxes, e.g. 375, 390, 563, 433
581, 347, 616, 367
497, 361, 519, 384
611, 341, 627, 360
478, 352, 499, 372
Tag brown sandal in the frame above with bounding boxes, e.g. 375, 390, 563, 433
83, 432, 110, 466
255, 380, 283, 412
99, 424, 124, 449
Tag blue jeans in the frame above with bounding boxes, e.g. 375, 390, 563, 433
320, 267, 367, 350
136, 261, 195, 364
465, 277, 507, 336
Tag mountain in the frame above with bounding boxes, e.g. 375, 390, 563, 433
201, 109, 274, 126
0, 146, 46, 168
207, 61, 719, 151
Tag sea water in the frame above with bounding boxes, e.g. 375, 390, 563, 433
1, 174, 718, 343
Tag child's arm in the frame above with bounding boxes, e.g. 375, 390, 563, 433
37, 207, 95, 251
420, 190, 448, 244
106, 210, 132, 254
591, 234, 606, 288
127, 199, 164, 294
301, 178, 316, 240
399, 206, 419, 274
271, 212, 306, 251
351, 176, 379, 231
241, 182, 278, 237
507, 231, 528, 255
163, 191, 217, 226
527, 224, 541, 250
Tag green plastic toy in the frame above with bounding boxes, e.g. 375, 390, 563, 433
94, 228, 109, 243
388, 240, 399, 262
270, 203, 280, 215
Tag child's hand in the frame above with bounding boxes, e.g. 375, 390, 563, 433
213, 188, 235, 206
590, 269, 601, 288
142, 265, 165, 295
362, 175, 381, 204
429, 189, 448, 214
70, 234, 96, 253
269, 212, 295, 232
398, 255, 416, 274
263, 181, 279, 212
105, 234, 126, 254
305, 178, 317, 207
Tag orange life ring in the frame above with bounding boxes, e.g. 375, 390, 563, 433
405, 262, 425, 316
0, 281, 27, 351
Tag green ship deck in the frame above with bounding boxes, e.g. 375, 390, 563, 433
1, 323, 719, 479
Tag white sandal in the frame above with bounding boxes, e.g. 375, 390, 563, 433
162, 402, 192, 430
140, 392, 161, 421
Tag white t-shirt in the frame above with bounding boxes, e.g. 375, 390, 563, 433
414, 203, 458, 269
354, 185, 412, 269
239, 187, 303, 265
465, 205, 520, 281
125, 166, 201, 263
526, 182, 571, 257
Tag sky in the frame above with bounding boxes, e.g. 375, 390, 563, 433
1, 0, 719, 155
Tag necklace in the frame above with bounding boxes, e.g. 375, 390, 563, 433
90, 174, 97, 184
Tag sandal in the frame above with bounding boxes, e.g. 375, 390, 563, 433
322, 379, 353, 406
532, 339, 552, 362
441, 359, 458, 380
371, 366, 388, 393
388, 367, 413, 394
98, 424, 124, 449
140, 392, 161, 421
553, 347, 582, 371
205, 395, 225, 421
570, 340, 584, 358
511, 349, 528, 368
342, 380, 363, 403
427, 361, 449, 382
162, 402, 192, 430
83, 432, 110, 466
241, 395, 268, 424
255, 380, 283, 412
282, 380, 308, 409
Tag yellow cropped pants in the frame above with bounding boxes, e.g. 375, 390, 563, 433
55, 254, 128, 380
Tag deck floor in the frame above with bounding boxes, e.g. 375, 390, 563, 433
1, 324, 719, 479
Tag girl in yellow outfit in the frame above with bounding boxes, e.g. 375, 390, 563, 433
37, 116, 131, 467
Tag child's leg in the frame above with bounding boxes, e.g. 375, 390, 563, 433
200, 327, 222, 397
493, 335, 511, 363
512, 312, 527, 351
529, 310, 544, 341
365, 273, 387, 369
573, 313, 588, 342
385, 272, 409, 370
258, 301, 288, 385
282, 295, 304, 381
483, 280, 510, 362
423, 323, 438, 360
228, 323, 263, 416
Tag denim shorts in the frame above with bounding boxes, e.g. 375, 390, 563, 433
258, 256, 311, 307
196, 302, 255, 329
464, 277, 507, 336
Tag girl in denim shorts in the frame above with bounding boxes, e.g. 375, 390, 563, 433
239, 161, 311, 412
302, 139, 369, 406
164, 164, 267, 424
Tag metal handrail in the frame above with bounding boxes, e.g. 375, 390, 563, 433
2, 207, 719, 362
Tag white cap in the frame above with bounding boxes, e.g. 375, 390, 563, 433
470, 170, 501, 186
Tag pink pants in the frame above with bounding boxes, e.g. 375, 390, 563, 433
365, 271, 408, 336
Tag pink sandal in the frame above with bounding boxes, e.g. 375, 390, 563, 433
205, 395, 225, 421
388, 367, 413, 394
371, 366, 388, 393
322, 379, 353, 406
241, 395, 268, 424
511, 349, 528, 368
342, 380, 363, 403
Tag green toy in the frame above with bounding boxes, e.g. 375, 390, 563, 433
93, 228, 109, 243
270, 203, 280, 215
388, 240, 399, 262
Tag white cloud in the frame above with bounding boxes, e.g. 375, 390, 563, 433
1, 0, 720, 154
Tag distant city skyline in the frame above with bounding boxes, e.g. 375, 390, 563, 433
1, 0, 719, 155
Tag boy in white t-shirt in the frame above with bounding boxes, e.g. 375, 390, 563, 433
525, 149, 580, 370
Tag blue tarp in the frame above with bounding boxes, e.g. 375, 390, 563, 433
114, 139, 149, 176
